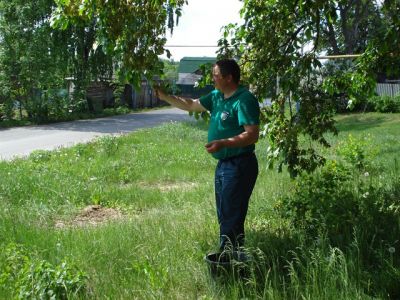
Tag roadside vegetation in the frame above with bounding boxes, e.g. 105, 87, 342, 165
0, 106, 133, 129
1, 112, 399, 299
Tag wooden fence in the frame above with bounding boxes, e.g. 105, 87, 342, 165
122, 80, 166, 109
66, 78, 166, 111
376, 83, 400, 97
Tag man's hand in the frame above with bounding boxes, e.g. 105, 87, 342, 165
205, 125, 259, 154
153, 84, 167, 101
154, 88, 167, 101
205, 140, 225, 153
153, 84, 207, 112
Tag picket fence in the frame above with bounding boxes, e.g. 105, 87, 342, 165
376, 83, 400, 97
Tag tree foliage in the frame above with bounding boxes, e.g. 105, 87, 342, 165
218, 0, 400, 177
0, 0, 70, 121
0, 0, 186, 123
320, 0, 385, 55
51, 0, 186, 89
0, 0, 116, 122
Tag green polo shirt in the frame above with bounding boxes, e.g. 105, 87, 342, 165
199, 86, 260, 160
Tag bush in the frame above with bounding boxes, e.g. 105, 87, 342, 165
275, 156, 400, 297
275, 135, 382, 243
103, 106, 131, 115
0, 99, 15, 121
0, 243, 88, 299
24, 89, 76, 123
275, 134, 398, 246
367, 95, 400, 113
276, 160, 355, 241
333, 94, 400, 113
276, 158, 400, 244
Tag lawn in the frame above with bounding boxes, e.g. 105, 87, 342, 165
1, 113, 399, 299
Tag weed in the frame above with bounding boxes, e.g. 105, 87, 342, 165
0, 243, 88, 299
336, 134, 378, 171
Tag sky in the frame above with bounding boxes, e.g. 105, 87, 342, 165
161, 0, 243, 61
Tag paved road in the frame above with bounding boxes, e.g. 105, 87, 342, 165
0, 107, 191, 161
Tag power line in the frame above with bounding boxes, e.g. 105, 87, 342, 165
165, 45, 219, 47
318, 54, 361, 59
164, 45, 363, 59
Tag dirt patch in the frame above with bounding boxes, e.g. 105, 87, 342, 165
55, 205, 123, 229
139, 181, 198, 192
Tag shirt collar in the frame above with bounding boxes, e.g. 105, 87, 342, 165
216, 85, 245, 100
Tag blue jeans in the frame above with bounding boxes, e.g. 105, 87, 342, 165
215, 152, 258, 250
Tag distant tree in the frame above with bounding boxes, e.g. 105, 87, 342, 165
162, 59, 179, 82
0, 0, 69, 121
60, 19, 114, 110
0, 0, 116, 121
320, 0, 385, 55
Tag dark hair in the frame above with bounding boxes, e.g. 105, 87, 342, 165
215, 59, 240, 84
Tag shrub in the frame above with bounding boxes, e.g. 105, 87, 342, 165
0, 243, 88, 299
276, 159, 400, 246
337, 94, 400, 113
103, 106, 131, 115
0, 99, 15, 121
29, 89, 78, 123
274, 154, 400, 297
275, 135, 380, 242
0, 103, 7, 121
367, 95, 400, 113
336, 134, 378, 171
276, 160, 355, 241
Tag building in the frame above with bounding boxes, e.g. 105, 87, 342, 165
177, 57, 216, 98
66, 77, 166, 111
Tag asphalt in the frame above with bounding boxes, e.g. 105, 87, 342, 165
0, 107, 191, 161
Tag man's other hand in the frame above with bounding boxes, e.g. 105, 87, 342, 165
205, 140, 225, 153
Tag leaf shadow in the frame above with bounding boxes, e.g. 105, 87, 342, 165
335, 114, 387, 132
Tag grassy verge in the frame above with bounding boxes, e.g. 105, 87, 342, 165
0, 105, 170, 129
0, 113, 399, 299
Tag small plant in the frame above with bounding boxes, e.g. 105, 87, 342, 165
0, 243, 88, 299
96, 135, 119, 155
29, 150, 53, 163
336, 134, 378, 171
131, 256, 169, 292
367, 95, 400, 113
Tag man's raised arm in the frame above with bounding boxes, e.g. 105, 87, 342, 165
155, 88, 207, 112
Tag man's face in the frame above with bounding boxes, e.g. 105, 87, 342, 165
212, 65, 229, 91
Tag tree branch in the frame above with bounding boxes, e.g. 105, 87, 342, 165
324, 11, 341, 54
281, 23, 307, 55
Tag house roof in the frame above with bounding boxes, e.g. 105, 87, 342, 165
178, 57, 216, 74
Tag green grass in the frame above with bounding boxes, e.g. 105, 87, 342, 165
1, 113, 400, 299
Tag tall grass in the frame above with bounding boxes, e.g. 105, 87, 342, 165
1, 113, 400, 299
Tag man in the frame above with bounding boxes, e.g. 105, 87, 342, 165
155, 59, 260, 251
